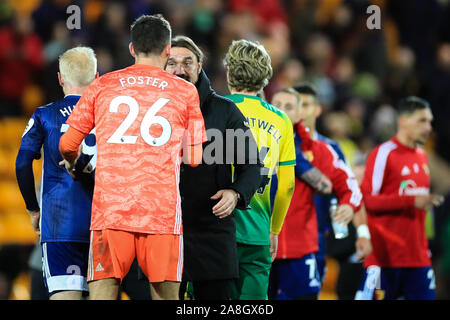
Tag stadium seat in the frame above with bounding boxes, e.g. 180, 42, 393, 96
0, 181, 26, 211
21, 84, 44, 117
0, 150, 11, 179
0, 148, 19, 180
0, 118, 28, 151
0, 209, 37, 245
0, 144, 42, 181
9, 272, 31, 300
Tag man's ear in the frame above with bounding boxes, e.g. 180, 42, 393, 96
164, 43, 171, 58
397, 114, 406, 129
198, 62, 203, 75
57, 72, 64, 87
129, 42, 135, 58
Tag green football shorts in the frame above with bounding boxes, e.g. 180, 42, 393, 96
232, 243, 272, 300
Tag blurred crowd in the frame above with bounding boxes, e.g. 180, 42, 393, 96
0, 0, 450, 298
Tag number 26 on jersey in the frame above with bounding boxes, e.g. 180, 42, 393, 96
107, 95, 172, 147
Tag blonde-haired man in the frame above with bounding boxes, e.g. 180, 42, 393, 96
224, 39, 296, 300
16, 46, 98, 299
58, 46, 97, 92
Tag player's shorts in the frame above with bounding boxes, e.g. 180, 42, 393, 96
41, 242, 89, 295
232, 243, 271, 300
87, 229, 183, 283
355, 265, 435, 300
316, 232, 327, 283
268, 253, 321, 300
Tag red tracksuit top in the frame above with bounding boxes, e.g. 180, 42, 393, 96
277, 123, 362, 259
362, 136, 432, 268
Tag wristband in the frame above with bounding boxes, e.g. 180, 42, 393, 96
357, 224, 371, 240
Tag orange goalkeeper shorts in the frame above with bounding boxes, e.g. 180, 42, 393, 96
87, 229, 183, 283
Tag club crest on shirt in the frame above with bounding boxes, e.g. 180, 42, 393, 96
399, 180, 429, 196
303, 151, 314, 162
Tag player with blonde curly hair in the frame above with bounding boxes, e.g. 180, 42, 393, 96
224, 39, 296, 300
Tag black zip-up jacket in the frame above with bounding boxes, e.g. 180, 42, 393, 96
180, 69, 262, 281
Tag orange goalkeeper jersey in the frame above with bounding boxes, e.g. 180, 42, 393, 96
66, 64, 207, 235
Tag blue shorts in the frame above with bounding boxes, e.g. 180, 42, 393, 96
42, 242, 89, 295
355, 265, 435, 300
316, 232, 327, 283
269, 253, 321, 300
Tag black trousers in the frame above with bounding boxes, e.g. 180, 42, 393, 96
336, 261, 365, 300
180, 279, 234, 300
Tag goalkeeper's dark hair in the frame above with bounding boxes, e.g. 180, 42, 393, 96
130, 14, 171, 56
397, 96, 430, 115
293, 82, 318, 98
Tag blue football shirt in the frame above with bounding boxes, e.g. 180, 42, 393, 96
18, 95, 96, 243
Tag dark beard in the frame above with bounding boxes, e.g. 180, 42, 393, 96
175, 74, 190, 82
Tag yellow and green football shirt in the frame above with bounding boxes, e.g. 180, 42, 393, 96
226, 94, 296, 245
